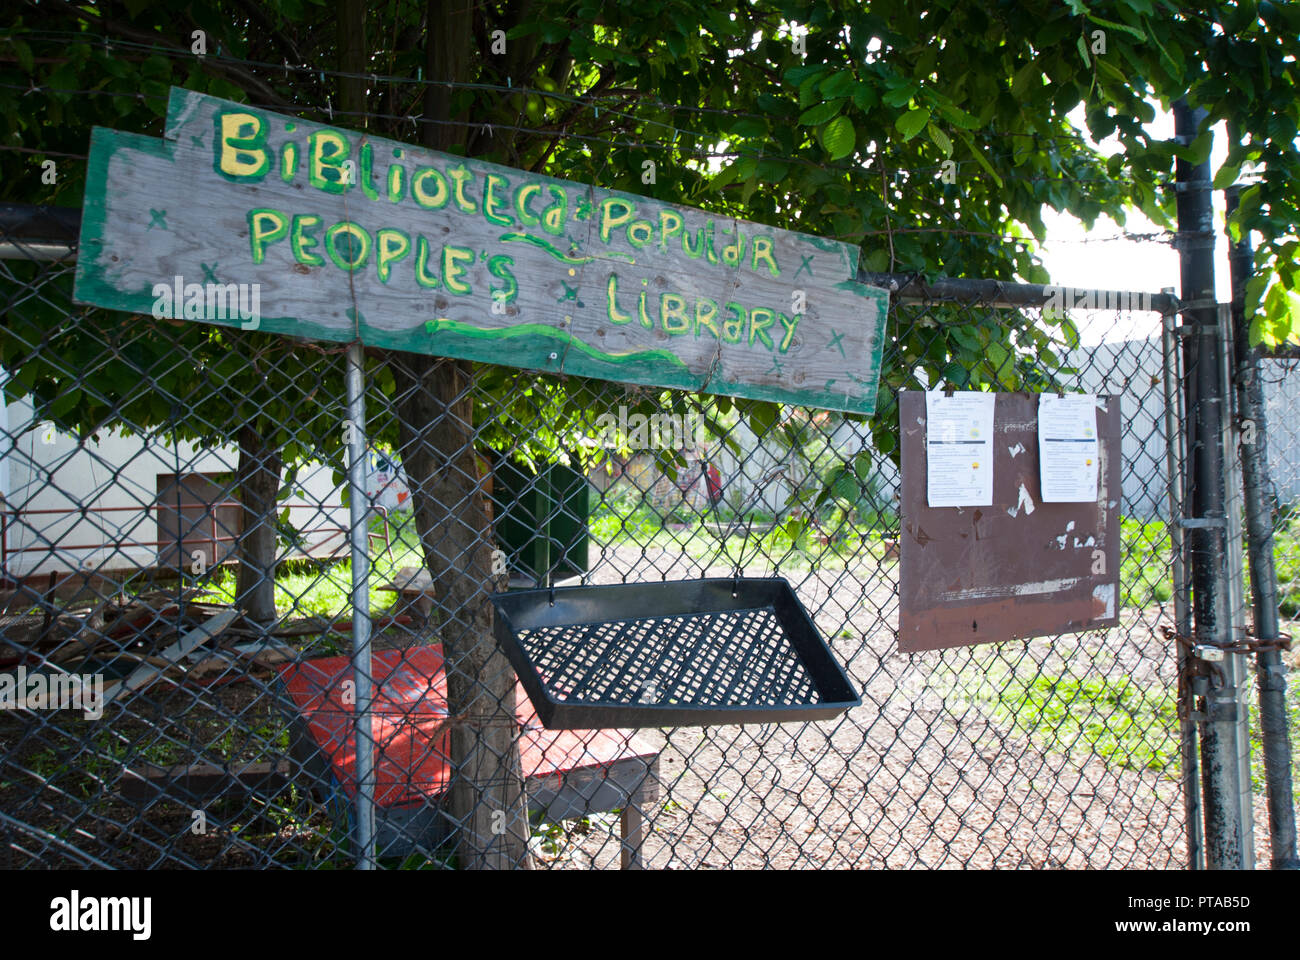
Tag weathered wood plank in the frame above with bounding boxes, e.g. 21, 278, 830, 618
119, 760, 293, 803
74, 86, 888, 413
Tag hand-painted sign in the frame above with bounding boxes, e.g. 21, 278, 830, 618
74, 86, 888, 413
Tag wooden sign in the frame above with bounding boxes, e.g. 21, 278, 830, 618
73, 86, 888, 414
898, 392, 1121, 652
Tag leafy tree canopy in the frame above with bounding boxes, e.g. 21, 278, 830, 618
2, 0, 1298, 454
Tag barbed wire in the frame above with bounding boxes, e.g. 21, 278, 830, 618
6, 29, 1142, 155
0, 80, 1172, 197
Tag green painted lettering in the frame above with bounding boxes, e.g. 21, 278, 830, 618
387, 163, 405, 203
324, 221, 370, 270
540, 186, 567, 236
660, 294, 690, 335
748, 307, 776, 350
290, 214, 324, 266
627, 220, 654, 248
308, 129, 351, 194
414, 235, 441, 288
483, 174, 513, 226
606, 274, 632, 325
777, 312, 800, 352
659, 210, 684, 252
215, 111, 270, 181
442, 245, 474, 294
720, 226, 747, 267
637, 289, 653, 330
515, 183, 542, 227
751, 236, 779, 277
358, 143, 382, 201
694, 298, 720, 340
446, 165, 478, 214
721, 302, 744, 343
279, 142, 297, 183
486, 254, 518, 303
375, 228, 411, 283
599, 197, 636, 244
248, 208, 289, 264
682, 224, 707, 260
411, 167, 449, 209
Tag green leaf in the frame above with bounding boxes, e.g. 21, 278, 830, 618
927, 124, 952, 157
729, 117, 768, 138
862, 248, 890, 272
1085, 13, 1147, 40
798, 99, 845, 127
784, 65, 827, 86
957, 134, 1004, 188
1012, 60, 1040, 99
747, 401, 780, 436
1212, 163, 1241, 190
754, 157, 790, 183
895, 107, 930, 140
881, 84, 917, 108
9, 37, 34, 75
936, 102, 983, 130
852, 83, 879, 111
1076, 35, 1092, 68
820, 71, 857, 100
819, 115, 856, 160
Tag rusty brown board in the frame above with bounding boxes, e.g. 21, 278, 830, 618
898, 391, 1121, 653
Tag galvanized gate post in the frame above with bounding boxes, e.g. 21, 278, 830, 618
1226, 185, 1300, 869
345, 341, 376, 869
1161, 299, 1204, 869
1173, 99, 1246, 869
1216, 303, 1258, 868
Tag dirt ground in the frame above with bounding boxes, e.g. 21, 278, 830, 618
522, 543, 1281, 869
1, 541, 1289, 869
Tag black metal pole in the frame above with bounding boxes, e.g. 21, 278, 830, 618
1226, 182, 1300, 869
1174, 99, 1244, 870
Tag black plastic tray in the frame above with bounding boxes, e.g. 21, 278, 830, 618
490, 578, 861, 729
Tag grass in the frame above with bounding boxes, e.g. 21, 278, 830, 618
589, 486, 896, 573
200, 511, 427, 621
1120, 517, 1174, 608
1247, 681, 1300, 810
970, 667, 1181, 774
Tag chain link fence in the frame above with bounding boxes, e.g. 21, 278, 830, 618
0, 212, 1277, 870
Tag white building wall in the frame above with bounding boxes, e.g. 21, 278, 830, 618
2, 394, 350, 578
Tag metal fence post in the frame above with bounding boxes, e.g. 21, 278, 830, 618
1162, 300, 1204, 869
345, 341, 376, 869
1226, 185, 1300, 869
1216, 303, 1258, 868
1173, 98, 1245, 869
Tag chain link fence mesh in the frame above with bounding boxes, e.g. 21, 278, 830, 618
0, 218, 1265, 870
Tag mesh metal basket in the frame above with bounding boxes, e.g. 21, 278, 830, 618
491, 577, 861, 728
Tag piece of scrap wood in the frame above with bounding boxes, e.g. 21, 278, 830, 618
119, 760, 292, 802
100, 607, 239, 706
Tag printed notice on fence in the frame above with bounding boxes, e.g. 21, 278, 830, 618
1038, 392, 1099, 502
925, 391, 995, 507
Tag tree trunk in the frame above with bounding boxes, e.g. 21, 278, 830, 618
234, 423, 282, 625
391, 355, 531, 868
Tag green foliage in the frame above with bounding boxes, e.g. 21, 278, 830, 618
3, 0, 1300, 498
1269, 502, 1300, 617
984, 671, 1181, 773
1120, 516, 1174, 608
